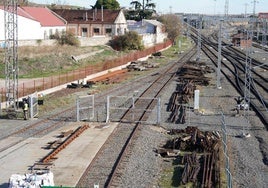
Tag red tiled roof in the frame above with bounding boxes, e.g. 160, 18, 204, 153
0, 6, 36, 21
52, 9, 121, 24
21, 7, 65, 26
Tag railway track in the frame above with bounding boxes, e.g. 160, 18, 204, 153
0, 57, 182, 153
190, 27, 268, 128
76, 47, 197, 187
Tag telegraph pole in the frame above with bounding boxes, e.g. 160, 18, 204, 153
217, 19, 223, 89
4, 0, 19, 113
242, 29, 253, 137
196, 16, 202, 62
252, 0, 259, 16
224, 0, 229, 18
244, 3, 248, 18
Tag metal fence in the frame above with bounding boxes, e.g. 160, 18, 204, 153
76, 95, 94, 122
106, 95, 161, 124
0, 41, 172, 103
221, 112, 233, 188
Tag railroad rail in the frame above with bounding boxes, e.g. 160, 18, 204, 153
76, 47, 197, 187
190, 27, 268, 128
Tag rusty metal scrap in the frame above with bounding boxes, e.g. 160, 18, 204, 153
181, 153, 201, 184
165, 127, 220, 153
41, 124, 89, 163
167, 81, 195, 124
177, 61, 213, 86
160, 127, 221, 187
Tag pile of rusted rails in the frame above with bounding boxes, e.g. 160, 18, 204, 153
167, 80, 194, 124
167, 61, 213, 124
181, 153, 200, 184
159, 126, 221, 187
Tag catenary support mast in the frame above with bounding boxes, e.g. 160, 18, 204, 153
4, 0, 19, 111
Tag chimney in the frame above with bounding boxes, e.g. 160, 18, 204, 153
93, 10, 95, 21
101, 5, 103, 22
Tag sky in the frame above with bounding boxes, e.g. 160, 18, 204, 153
32, 0, 268, 15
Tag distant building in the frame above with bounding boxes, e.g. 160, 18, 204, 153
231, 32, 252, 48
52, 8, 127, 37
127, 19, 167, 46
0, 6, 66, 41
127, 19, 165, 35
258, 12, 268, 19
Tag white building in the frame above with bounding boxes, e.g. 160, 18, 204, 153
0, 6, 66, 42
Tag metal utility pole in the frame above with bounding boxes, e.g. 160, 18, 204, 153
187, 16, 190, 39
214, 0, 217, 15
217, 19, 223, 89
252, 0, 259, 16
224, 0, 229, 18
262, 19, 267, 47
243, 29, 253, 136
4, 0, 19, 112
244, 3, 248, 18
196, 16, 202, 62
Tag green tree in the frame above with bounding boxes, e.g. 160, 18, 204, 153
158, 14, 182, 43
93, 0, 120, 10
127, 0, 156, 21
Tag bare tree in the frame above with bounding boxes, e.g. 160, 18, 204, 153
158, 14, 182, 43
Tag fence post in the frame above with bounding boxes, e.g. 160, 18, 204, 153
106, 96, 110, 123
22, 83, 25, 97
76, 96, 80, 122
157, 98, 161, 124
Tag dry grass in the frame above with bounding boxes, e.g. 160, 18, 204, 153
0, 45, 118, 78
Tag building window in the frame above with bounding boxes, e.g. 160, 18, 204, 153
105, 28, 112, 34
93, 28, 100, 35
82, 28, 88, 37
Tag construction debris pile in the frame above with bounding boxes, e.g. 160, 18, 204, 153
126, 60, 159, 71
167, 80, 195, 124
66, 78, 93, 89
165, 126, 220, 152
9, 171, 54, 188
157, 127, 221, 187
177, 61, 214, 86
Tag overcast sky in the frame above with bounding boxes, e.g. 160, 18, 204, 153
32, 0, 268, 15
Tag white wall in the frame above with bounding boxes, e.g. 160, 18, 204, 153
42, 26, 66, 39
142, 33, 168, 47
0, 9, 42, 41
114, 10, 128, 35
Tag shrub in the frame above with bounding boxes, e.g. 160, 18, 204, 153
110, 31, 144, 51
55, 31, 80, 47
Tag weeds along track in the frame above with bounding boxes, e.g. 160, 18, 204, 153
190, 27, 268, 128
76, 47, 197, 187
